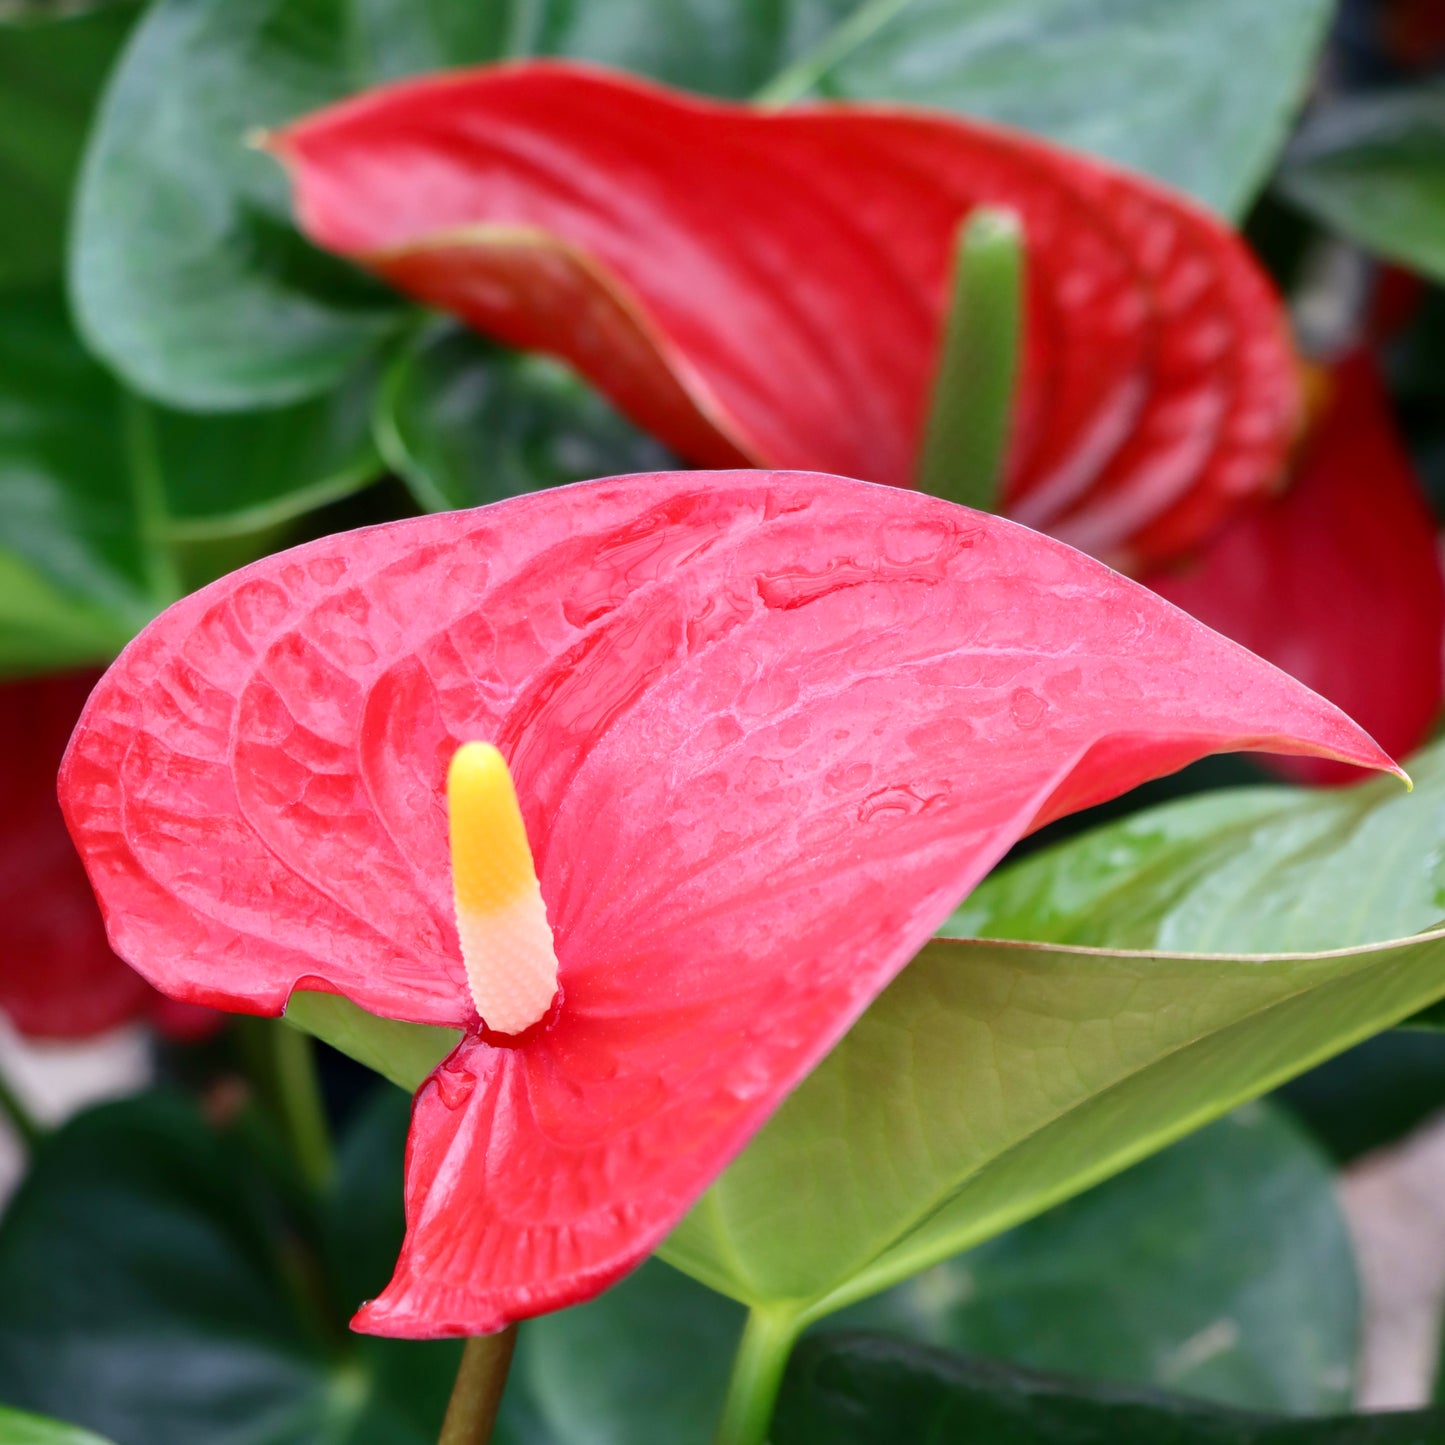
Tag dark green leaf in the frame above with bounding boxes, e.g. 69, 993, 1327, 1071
0, 4, 137, 287
0, 1405, 116, 1445
831, 1106, 1358, 1413
0, 289, 381, 672
374, 323, 676, 513
1279, 1031, 1445, 1161
1280, 86, 1445, 283
509, 1259, 745, 1445
0, 1090, 459, 1445
773, 1335, 1445, 1445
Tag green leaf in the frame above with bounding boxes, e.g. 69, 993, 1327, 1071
0, 4, 137, 287
745, 0, 1332, 217
0, 1405, 116, 1445
284, 992, 457, 1094
830, 1105, 1357, 1413
374, 323, 676, 513
487, 1109, 1358, 1441
1278, 1030, 1445, 1161
69, 0, 423, 410
0, 289, 382, 672
0, 1090, 461, 1445
1280, 85, 1445, 283
507, 1259, 745, 1445
658, 743, 1445, 1323
773, 1336, 1445, 1445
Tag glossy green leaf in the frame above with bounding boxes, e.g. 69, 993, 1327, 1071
831, 1105, 1357, 1413
0, 1405, 115, 1445
374, 323, 675, 513
1280, 85, 1445, 283
758, 0, 1332, 217
0, 4, 137, 287
657, 745, 1445, 1321
0, 290, 381, 672
773, 1336, 1445, 1445
0, 1090, 460, 1445
70, 0, 421, 410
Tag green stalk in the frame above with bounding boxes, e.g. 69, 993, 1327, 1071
273, 1021, 334, 1194
915, 207, 1026, 513
0, 1064, 42, 1153
439, 1328, 518, 1445
711, 1306, 805, 1445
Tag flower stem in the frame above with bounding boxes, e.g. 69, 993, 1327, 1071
916, 207, 1025, 514
439, 1328, 518, 1445
0, 1063, 41, 1153
711, 1306, 804, 1445
273, 1022, 333, 1193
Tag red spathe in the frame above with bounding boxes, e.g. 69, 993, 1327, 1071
1146, 354, 1445, 785
271, 63, 1299, 572
60, 472, 1395, 1334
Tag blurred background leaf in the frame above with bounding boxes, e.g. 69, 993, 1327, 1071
374, 323, 674, 513
0, 2, 138, 289
772, 1337, 1445, 1445
1281, 85, 1445, 282
0, 1089, 460, 1445
0, 290, 382, 675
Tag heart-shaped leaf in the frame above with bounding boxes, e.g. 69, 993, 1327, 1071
1281, 85, 1445, 283
773, 1336, 1445, 1445
276, 64, 1299, 570
61, 469, 1393, 1335
0, 290, 381, 673
658, 736, 1440, 1322
374, 322, 675, 513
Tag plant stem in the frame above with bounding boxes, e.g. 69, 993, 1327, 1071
915, 207, 1026, 513
712, 1306, 804, 1445
273, 1022, 334, 1193
0, 1064, 41, 1153
439, 1329, 518, 1445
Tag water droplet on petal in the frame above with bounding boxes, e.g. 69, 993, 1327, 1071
1010, 688, 1047, 729
435, 1063, 477, 1111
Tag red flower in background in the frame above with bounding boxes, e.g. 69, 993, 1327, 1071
61, 471, 1395, 1335
1146, 354, 1445, 785
1, 672, 216, 1041
270, 64, 1445, 775
268, 62, 1298, 573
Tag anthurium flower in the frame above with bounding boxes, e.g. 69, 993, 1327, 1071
267, 63, 1298, 573
1, 673, 215, 1041
61, 472, 1395, 1336
1145, 353, 1445, 785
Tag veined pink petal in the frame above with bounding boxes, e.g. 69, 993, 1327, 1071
60, 471, 1395, 1332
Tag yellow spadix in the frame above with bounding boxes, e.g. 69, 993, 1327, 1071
448, 741, 559, 1035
